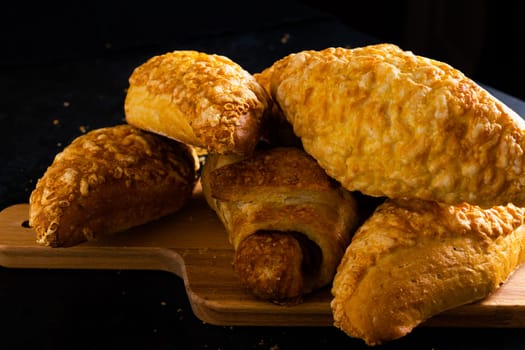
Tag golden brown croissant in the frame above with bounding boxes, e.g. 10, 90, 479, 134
331, 198, 525, 346
29, 124, 199, 247
124, 50, 271, 155
263, 43, 525, 207
201, 146, 361, 304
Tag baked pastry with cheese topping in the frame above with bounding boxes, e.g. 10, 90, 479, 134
263, 43, 525, 207
29, 124, 199, 247
125, 50, 271, 155
331, 198, 525, 346
201, 146, 361, 304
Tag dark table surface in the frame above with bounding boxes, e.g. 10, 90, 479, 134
1, 2, 525, 349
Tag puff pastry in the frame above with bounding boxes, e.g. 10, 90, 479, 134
125, 50, 271, 155
201, 146, 361, 304
264, 43, 525, 207
331, 198, 525, 346
29, 124, 199, 247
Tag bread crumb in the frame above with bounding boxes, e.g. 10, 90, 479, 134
280, 33, 290, 44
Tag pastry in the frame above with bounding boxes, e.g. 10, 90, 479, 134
29, 124, 199, 247
124, 50, 271, 155
201, 146, 362, 304
331, 198, 525, 345
254, 67, 301, 147
264, 43, 525, 207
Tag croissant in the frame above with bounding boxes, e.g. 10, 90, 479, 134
29, 124, 199, 247
331, 198, 525, 346
201, 146, 361, 304
124, 50, 271, 155
263, 43, 525, 207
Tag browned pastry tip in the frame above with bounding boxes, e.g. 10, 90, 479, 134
234, 231, 307, 304
29, 124, 199, 247
125, 50, 271, 156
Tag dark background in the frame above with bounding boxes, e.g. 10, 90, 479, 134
1, 1, 525, 349
2, 1, 523, 100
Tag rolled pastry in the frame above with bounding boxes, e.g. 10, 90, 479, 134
331, 198, 525, 346
264, 43, 525, 207
124, 50, 271, 155
201, 146, 361, 304
29, 124, 199, 247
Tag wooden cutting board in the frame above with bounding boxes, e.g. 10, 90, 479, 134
1, 184, 525, 328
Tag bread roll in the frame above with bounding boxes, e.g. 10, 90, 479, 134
331, 198, 525, 346
263, 43, 525, 207
125, 50, 271, 155
29, 124, 199, 247
201, 146, 361, 304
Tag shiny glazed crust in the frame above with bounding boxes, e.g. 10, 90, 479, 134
125, 50, 271, 155
29, 124, 199, 247
201, 147, 361, 301
331, 198, 525, 346
265, 43, 525, 207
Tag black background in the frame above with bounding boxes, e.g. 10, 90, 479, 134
1, 1, 524, 349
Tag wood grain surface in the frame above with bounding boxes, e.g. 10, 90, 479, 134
1, 186, 524, 328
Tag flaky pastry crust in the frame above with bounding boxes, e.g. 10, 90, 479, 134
29, 124, 199, 247
201, 147, 361, 302
125, 50, 271, 155
331, 198, 525, 346
265, 43, 525, 207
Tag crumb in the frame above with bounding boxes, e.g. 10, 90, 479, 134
280, 33, 290, 44
79, 125, 87, 133
52, 119, 60, 125
57, 142, 62, 147
160, 301, 167, 306
63, 101, 70, 107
